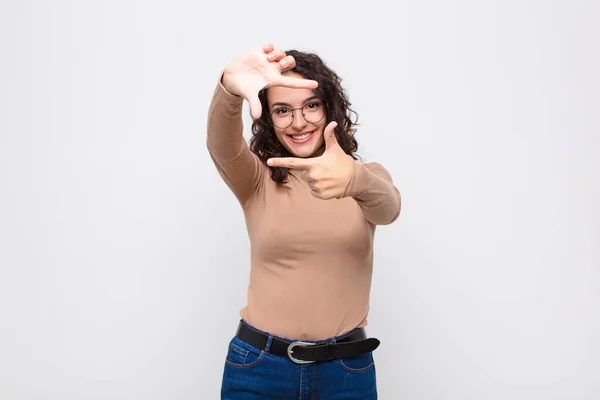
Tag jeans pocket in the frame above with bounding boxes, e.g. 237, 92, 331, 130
225, 337, 265, 369
339, 351, 375, 373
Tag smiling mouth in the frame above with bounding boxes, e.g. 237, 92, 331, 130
287, 131, 315, 144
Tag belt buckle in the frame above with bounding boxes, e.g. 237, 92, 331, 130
287, 341, 316, 364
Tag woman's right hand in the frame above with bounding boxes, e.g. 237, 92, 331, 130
222, 43, 318, 120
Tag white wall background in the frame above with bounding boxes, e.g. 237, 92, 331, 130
1, 0, 599, 399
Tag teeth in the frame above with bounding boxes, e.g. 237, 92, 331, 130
292, 132, 311, 140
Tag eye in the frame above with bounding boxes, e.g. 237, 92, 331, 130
274, 107, 290, 115
305, 101, 322, 110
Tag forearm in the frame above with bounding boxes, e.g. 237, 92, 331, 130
344, 162, 401, 225
206, 76, 263, 206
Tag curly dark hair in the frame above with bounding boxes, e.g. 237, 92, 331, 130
249, 49, 360, 186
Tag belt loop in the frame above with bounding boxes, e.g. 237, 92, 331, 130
265, 335, 274, 353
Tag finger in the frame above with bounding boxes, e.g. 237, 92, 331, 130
263, 43, 274, 53
309, 187, 333, 200
274, 75, 319, 89
323, 121, 339, 150
267, 157, 314, 169
277, 55, 295, 69
247, 93, 262, 120
267, 49, 286, 62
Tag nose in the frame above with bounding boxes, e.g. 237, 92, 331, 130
290, 109, 308, 131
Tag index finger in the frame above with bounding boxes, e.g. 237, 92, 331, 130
273, 75, 319, 90
267, 157, 314, 169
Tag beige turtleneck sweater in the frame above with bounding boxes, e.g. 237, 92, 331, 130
207, 79, 401, 340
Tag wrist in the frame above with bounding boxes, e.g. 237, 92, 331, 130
221, 69, 242, 97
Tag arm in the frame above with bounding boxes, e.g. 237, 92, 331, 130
206, 44, 319, 207
344, 161, 401, 225
265, 122, 401, 225
206, 77, 264, 207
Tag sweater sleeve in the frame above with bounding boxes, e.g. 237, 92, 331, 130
343, 161, 401, 225
206, 77, 265, 207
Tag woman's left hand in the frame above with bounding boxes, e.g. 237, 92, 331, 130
267, 122, 354, 200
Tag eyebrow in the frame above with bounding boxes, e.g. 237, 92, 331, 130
271, 96, 320, 108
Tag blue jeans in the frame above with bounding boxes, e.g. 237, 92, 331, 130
221, 321, 377, 399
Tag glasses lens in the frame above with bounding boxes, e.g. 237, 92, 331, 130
303, 101, 324, 123
271, 108, 293, 128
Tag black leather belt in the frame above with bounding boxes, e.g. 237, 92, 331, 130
235, 320, 380, 364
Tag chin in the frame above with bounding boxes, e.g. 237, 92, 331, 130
289, 146, 318, 158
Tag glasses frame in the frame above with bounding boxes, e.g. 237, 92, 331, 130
269, 100, 326, 129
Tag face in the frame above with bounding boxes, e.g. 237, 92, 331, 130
267, 72, 326, 158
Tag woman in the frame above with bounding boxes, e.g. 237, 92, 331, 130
207, 43, 401, 399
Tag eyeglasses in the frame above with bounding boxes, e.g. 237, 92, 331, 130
269, 100, 326, 129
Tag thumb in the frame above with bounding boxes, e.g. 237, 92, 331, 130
247, 93, 262, 120
323, 121, 340, 151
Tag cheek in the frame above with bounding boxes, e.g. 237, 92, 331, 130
274, 129, 285, 142
315, 134, 325, 148
315, 124, 326, 141
273, 129, 291, 149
